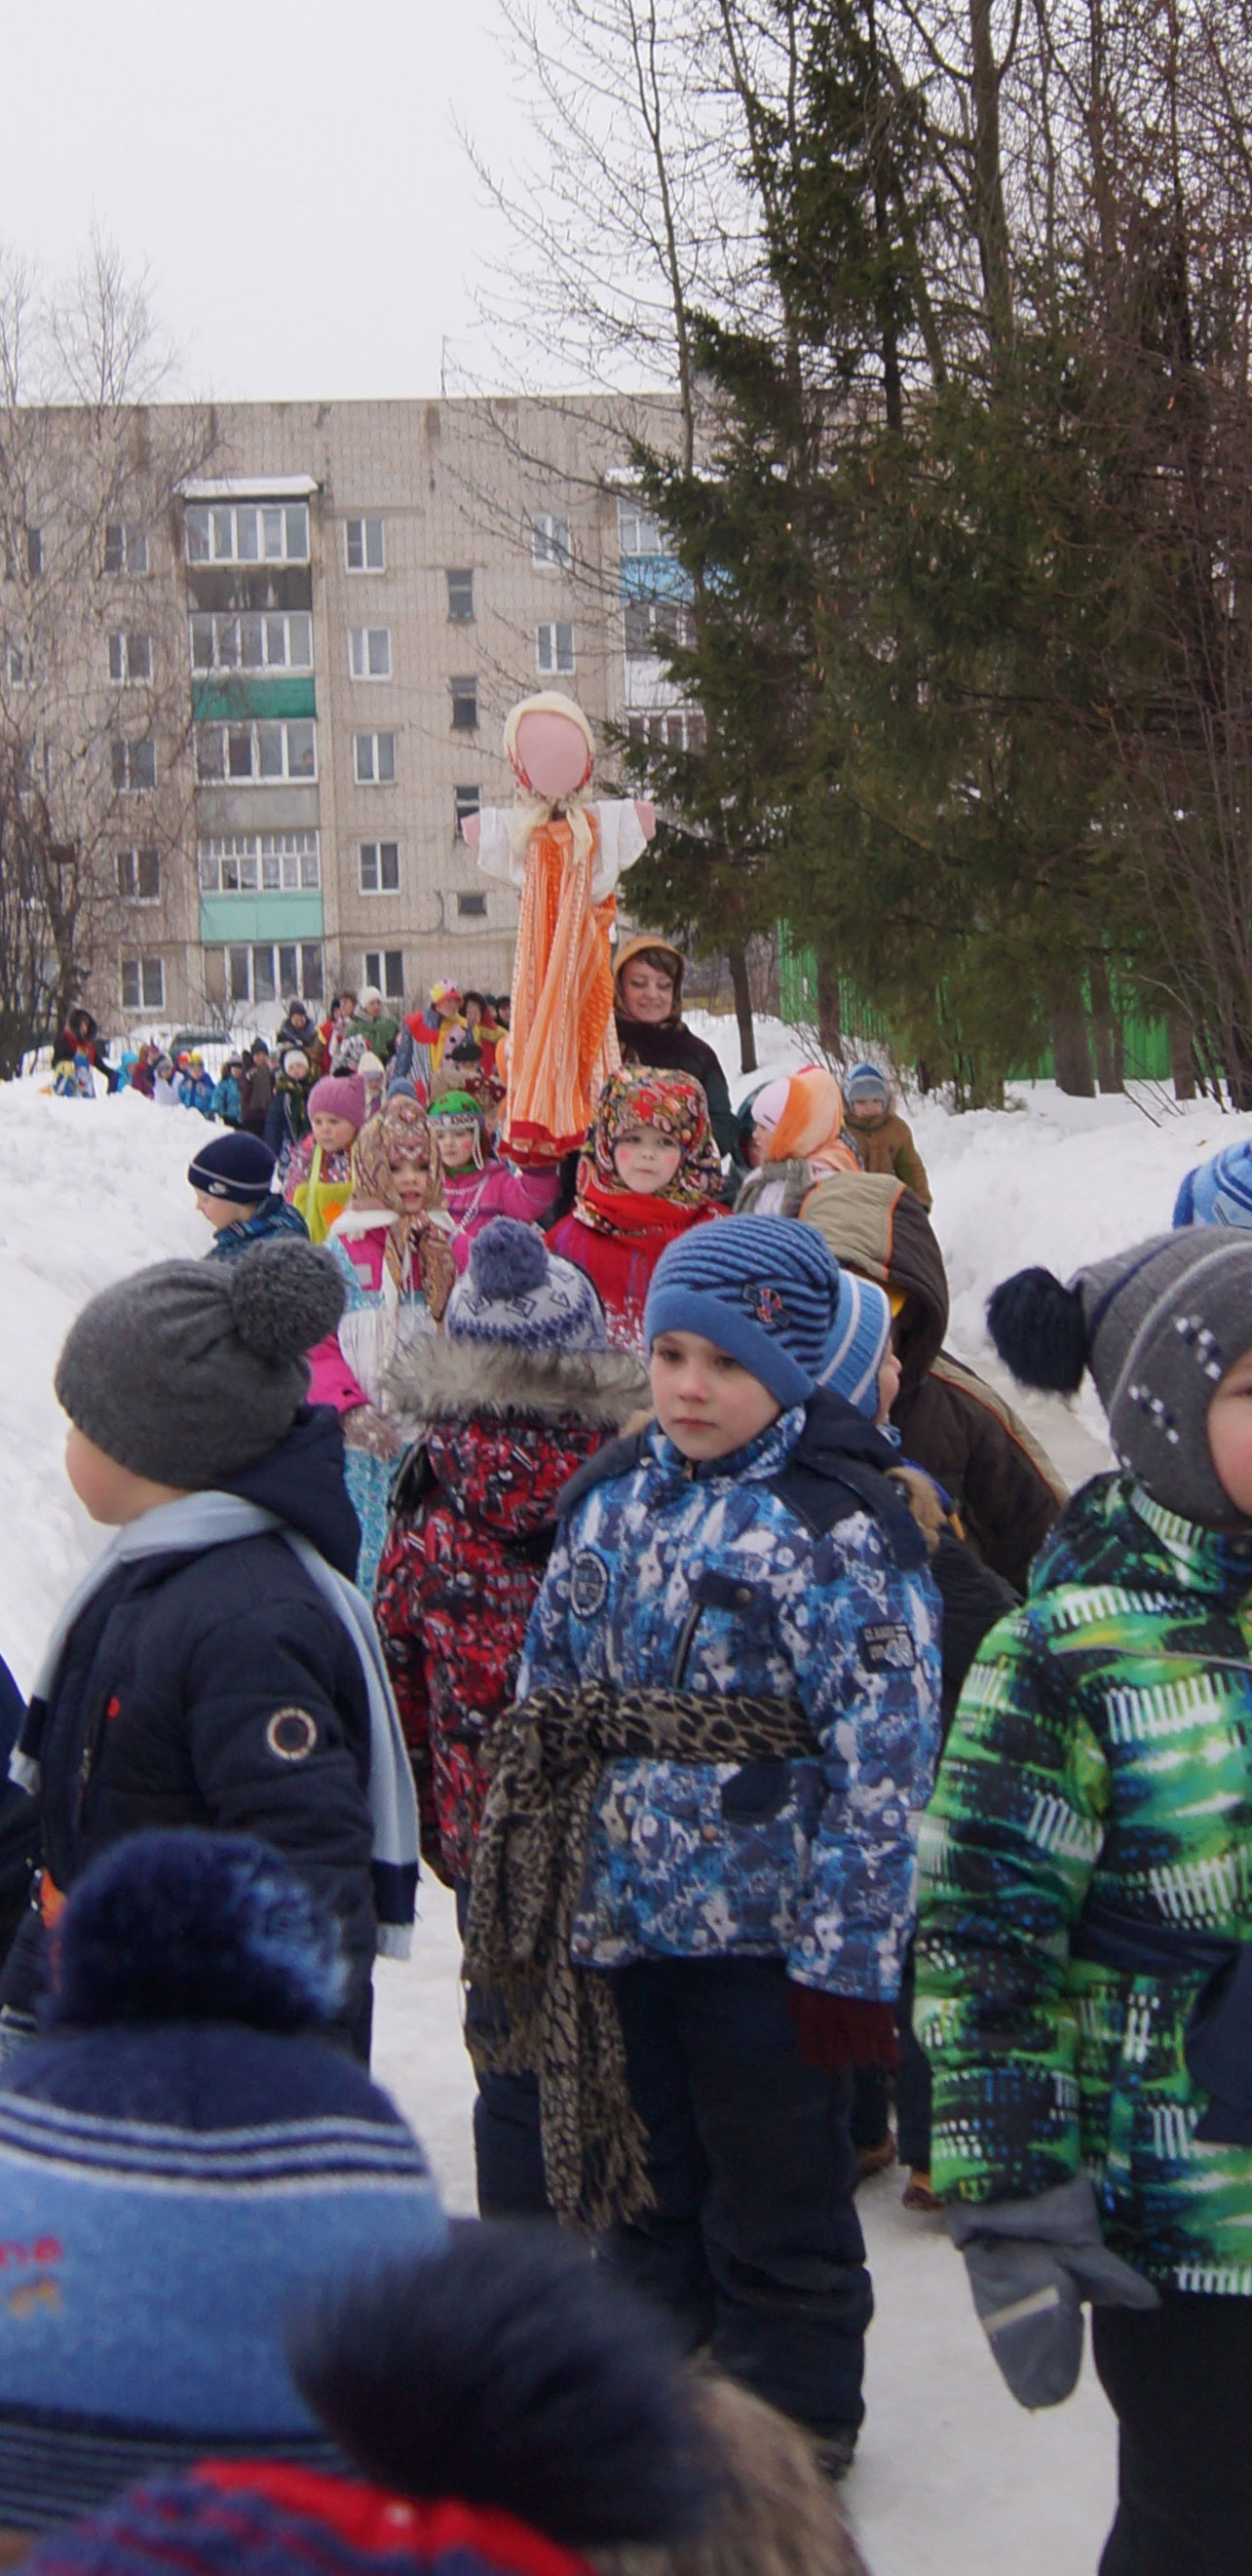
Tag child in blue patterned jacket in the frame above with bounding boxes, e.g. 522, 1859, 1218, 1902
509, 1214, 941, 2479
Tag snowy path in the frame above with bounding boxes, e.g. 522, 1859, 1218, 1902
374, 1888, 1117, 2576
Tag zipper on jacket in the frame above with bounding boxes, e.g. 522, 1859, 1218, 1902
670, 1600, 704, 1689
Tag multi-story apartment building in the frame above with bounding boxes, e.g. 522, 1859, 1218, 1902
63, 393, 687, 1038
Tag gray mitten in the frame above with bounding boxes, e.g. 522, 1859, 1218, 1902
946, 2175, 1159, 2408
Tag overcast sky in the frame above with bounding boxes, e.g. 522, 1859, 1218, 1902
4, 0, 526, 403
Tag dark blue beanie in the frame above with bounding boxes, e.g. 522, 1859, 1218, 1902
644, 1214, 892, 1414
188, 1131, 277, 1206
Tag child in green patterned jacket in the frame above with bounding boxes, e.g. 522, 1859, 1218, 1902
916, 1227, 1252, 2576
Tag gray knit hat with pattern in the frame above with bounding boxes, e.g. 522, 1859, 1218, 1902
56, 1238, 345, 1488
988, 1228, 1252, 1524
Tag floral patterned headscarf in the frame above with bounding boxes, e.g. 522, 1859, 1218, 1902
347, 1097, 454, 1312
575, 1067, 723, 1232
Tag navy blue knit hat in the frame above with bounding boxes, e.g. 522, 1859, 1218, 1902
645, 1214, 892, 1415
0, 1831, 444, 2533
188, 1130, 277, 1206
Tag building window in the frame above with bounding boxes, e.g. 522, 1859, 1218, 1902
195, 720, 317, 785
624, 596, 694, 656
5, 643, 28, 688
363, 948, 405, 999
348, 626, 392, 680
117, 847, 161, 902
453, 784, 480, 830
209, 941, 323, 1005
456, 891, 487, 918
112, 738, 156, 792
105, 524, 148, 576
198, 832, 321, 893
108, 632, 152, 683
25, 528, 42, 579
536, 620, 575, 674
354, 730, 396, 785
190, 611, 313, 673
346, 516, 385, 572
617, 501, 667, 557
531, 513, 571, 569
626, 708, 705, 752
121, 955, 164, 1011
184, 501, 310, 567
446, 567, 474, 622
359, 839, 399, 894
450, 675, 477, 731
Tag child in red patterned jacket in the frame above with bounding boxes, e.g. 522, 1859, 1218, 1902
375, 1217, 647, 2212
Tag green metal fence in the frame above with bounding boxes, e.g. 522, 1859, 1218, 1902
777, 934, 1173, 1082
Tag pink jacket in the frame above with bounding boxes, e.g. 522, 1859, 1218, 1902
446, 1161, 559, 1271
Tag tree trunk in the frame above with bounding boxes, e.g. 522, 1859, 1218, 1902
816, 955, 842, 1057
1089, 954, 1124, 1092
1167, 1013, 1196, 1100
728, 942, 757, 1074
1050, 1003, 1095, 1096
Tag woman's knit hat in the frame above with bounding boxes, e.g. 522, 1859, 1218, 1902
645, 1215, 892, 1415
1172, 1139, 1252, 1230
56, 1237, 345, 1486
446, 1218, 607, 1353
988, 1227, 1252, 1523
308, 1072, 367, 1132
0, 1830, 444, 2532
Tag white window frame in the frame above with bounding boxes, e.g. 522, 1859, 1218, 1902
105, 523, 149, 577
184, 501, 310, 567
359, 839, 399, 896
189, 611, 313, 674
5, 642, 29, 688
453, 784, 480, 830
362, 947, 405, 1000
456, 890, 487, 918
353, 730, 397, 785
348, 626, 392, 680
626, 707, 705, 752
530, 512, 571, 570
345, 516, 385, 572
211, 941, 324, 1006
536, 620, 575, 674
449, 675, 478, 731
195, 719, 318, 786
121, 955, 164, 1011
108, 631, 152, 683
446, 567, 474, 622
197, 832, 321, 894
617, 501, 667, 557
117, 846, 161, 903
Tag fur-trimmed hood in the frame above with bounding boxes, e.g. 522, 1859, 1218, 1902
386, 1332, 649, 1430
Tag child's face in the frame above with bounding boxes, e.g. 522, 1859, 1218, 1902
64, 1424, 189, 1523
311, 1112, 358, 1152
437, 995, 462, 1022
620, 959, 675, 1024
847, 1094, 886, 1125
650, 1330, 782, 1461
362, 997, 382, 1020
389, 1154, 431, 1213
876, 1348, 902, 1424
614, 1123, 682, 1195
464, 999, 482, 1027
1207, 1347, 1252, 1516
436, 1123, 477, 1171
193, 1187, 261, 1232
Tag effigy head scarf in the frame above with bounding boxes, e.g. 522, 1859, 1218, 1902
575, 1067, 723, 1231
503, 692, 596, 870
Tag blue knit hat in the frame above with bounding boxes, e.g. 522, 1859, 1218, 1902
188, 1130, 277, 1206
1172, 1139, 1252, 1231
644, 1215, 892, 1415
843, 1060, 890, 1106
447, 1218, 607, 1353
0, 1831, 444, 2533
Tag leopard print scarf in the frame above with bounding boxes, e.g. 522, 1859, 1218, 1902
462, 1682, 816, 2230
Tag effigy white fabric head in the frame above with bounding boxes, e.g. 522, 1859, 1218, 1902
503, 693, 596, 867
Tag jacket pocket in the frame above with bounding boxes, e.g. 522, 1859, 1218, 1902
721, 1758, 793, 1825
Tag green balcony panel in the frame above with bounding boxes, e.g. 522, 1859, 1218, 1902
200, 893, 323, 944
192, 676, 317, 723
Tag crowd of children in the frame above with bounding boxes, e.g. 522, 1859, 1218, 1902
16, 961, 1252, 2573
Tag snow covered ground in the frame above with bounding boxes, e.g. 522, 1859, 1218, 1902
0, 1042, 1246, 2573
